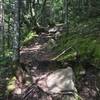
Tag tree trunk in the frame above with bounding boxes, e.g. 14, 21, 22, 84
40, 0, 47, 27
0, 0, 5, 57
12, 0, 20, 64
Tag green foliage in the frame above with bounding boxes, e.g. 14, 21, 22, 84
0, 0, 100, 99
22, 31, 38, 45
54, 33, 100, 67
7, 77, 16, 92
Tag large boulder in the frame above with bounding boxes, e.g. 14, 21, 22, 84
37, 67, 77, 99
46, 67, 76, 93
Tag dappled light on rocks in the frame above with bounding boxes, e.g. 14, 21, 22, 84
0, 0, 100, 100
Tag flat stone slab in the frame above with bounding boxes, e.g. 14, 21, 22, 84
37, 67, 77, 94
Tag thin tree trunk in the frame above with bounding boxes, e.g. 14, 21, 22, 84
41, 0, 47, 26
0, 0, 5, 57
12, 0, 20, 64
7, 14, 11, 48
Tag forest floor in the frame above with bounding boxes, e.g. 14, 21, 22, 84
1, 31, 100, 100
20, 32, 56, 63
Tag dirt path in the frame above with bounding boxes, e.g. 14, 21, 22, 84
20, 33, 55, 63
12, 32, 100, 100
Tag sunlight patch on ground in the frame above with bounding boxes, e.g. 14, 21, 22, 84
7, 77, 16, 91
20, 44, 42, 54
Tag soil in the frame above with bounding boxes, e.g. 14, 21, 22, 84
4, 32, 100, 100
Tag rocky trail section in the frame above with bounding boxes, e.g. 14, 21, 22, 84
11, 28, 78, 100
10, 27, 100, 100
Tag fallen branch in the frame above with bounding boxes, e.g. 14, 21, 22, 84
52, 46, 72, 60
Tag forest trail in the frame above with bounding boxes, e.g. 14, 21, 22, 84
20, 32, 56, 64
13, 31, 68, 100
12, 31, 100, 100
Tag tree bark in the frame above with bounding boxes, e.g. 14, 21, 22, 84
12, 0, 20, 64
0, 0, 5, 57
